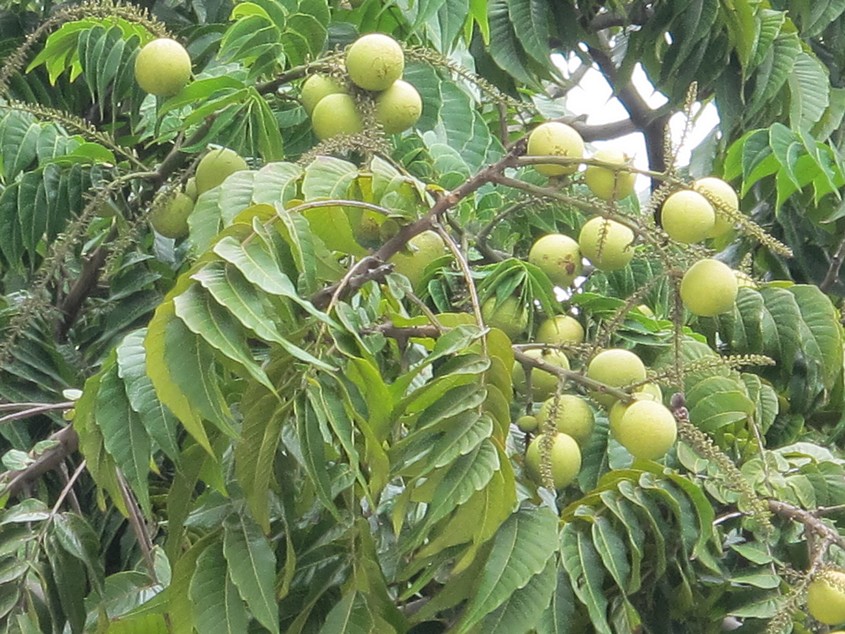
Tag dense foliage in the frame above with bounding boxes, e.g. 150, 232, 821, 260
2, 0, 845, 632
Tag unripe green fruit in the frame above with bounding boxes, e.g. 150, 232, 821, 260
525, 432, 582, 489
694, 177, 738, 238
516, 414, 538, 433
528, 233, 583, 288
389, 230, 447, 288
301, 74, 346, 115
614, 400, 677, 460
184, 177, 198, 201
807, 570, 845, 625
134, 38, 192, 97
374, 79, 422, 134
537, 395, 594, 445
535, 315, 584, 345
481, 296, 528, 340
311, 93, 364, 140
513, 348, 570, 400
585, 149, 636, 200
608, 385, 662, 437
586, 348, 647, 407
661, 190, 715, 244
195, 148, 248, 194
526, 122, 585, 176
680, 258, 738, 317
345, 33, 404, 91
579, 217, 635, 271
150, 192, 194, 239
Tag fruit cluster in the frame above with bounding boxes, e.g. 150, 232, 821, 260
149, 148, 247, 239
302, 33, 423, 140
499, 120, 750, 490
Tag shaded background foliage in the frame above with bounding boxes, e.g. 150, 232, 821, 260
0, 1, 843, 633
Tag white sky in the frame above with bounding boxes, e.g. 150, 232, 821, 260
562, 61, 720, 193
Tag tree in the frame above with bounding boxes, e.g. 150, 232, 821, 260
0, 0, 845, 631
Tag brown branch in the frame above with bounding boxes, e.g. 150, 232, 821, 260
0, 426, 78, 499
821, 233, 845, 292
768, 499, 845, 552
312, 140, 527, 309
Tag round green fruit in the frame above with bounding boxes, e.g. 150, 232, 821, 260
184, 177, 198, 201
586, 348, 647, 406
807, 570, 845, 625
134, 38, 192, 97
526, 122, 585, 176
516, 414, 538, 433
608, 384, 662, 437
585, 149, 636, 200
345, 33, 404, 91
614, 400, 677, 460
661, 190, 715, 244
579, 217, 635, 271
694, 177, 738, 238
389, 230, 447, 288
311, 93, 364, 140
375, 79, 422, 134
150, 192, 193, 239
680, 258, 738, 317
301, 74, 346, 115
481, 296, 528, 340
528, 233, 583, 288
537, 395, 594, 445
535, 315, 584, 345
513, 348, 570, 400
525, 432, 582, 489
195, 148, 248, 195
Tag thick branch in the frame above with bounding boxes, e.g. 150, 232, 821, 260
0, 426, 78, 499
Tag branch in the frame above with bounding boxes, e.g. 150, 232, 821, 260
588, 4, 655, 31
0, 426, 78, 499
312, 140, 527, 309
768, 499, 845, 553
821, 233, 845, 292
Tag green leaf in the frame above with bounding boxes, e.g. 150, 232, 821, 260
96, 363, 152, 514
788, 52, 830, 132
506, 0, 550, 67
173, 284, 274, 391
319, 592, 382, 633
590, 515, 631, 595
480, 558, 556, 633
560, 523, 612, 634
294, 395, 342, 520
457, 506, 558, 631
222, 513, 279, 634
190, 542, 249, 634
116, 329, 179, 461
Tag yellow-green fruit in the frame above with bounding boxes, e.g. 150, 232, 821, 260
807, 571, 845, 625
516, 414, 538, 433
150, 192, 193, 239
184, 177, 198, 201
578, 217, 635, 271
585, 149, 636, 200
608, 385, 662, 437
134, 38, 192, 97
389, 230, 447, 288
536, 315, 584, 345
311, 93, 363, 140
526, 122, 585, 176
680, 258, 738, 317
525, 432, 582, 489
694, 177, 738, 238
537, 395, 594, 445
661, 190, 715, 244
513, 348, 570, 400
375, 79, 422, 134
301, 74, 346, 115
345, 33, 404, 91
614, 400, 677, 460
528, 233, 583, 288
195, 148, 248, 194
481, 296, 529, 340
586, 348, 647, 406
